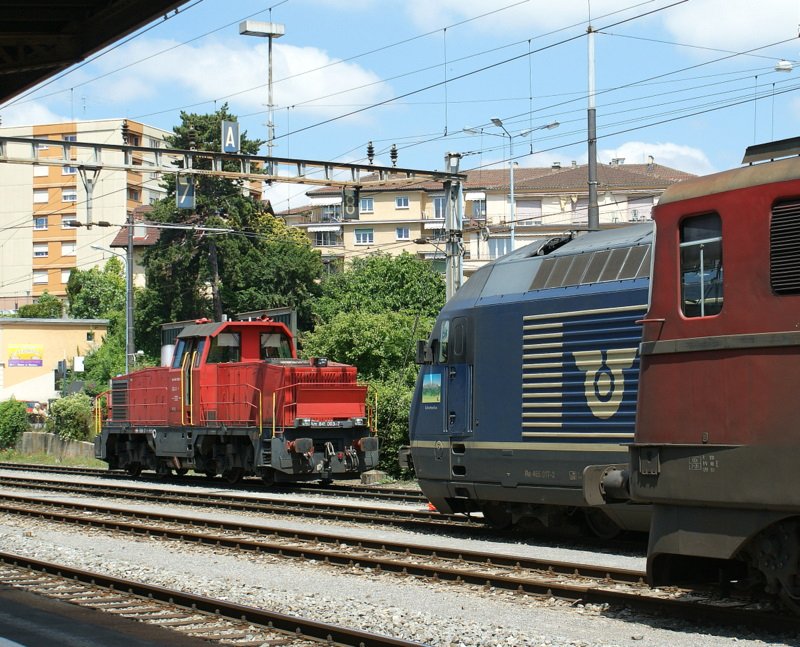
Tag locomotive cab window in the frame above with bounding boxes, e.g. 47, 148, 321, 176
438, 320, 449, 363
207, 332, 241, 363
261, 332, 292, 359
680, 213, 723, 317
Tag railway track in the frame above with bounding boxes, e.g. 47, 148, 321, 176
0, 473, 471, 532
0, 491, 797, 633
0, 551, 424, 647
0, 461, 426, 504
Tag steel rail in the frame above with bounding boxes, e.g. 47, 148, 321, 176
0, 550, 425, 647
0, 462, 427, 504
0, 474, 465, 531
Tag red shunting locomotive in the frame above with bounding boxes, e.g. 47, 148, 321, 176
94, 318, 379, 484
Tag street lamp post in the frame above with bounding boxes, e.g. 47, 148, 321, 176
239, 20, 285, 161
489, 118, 558, 250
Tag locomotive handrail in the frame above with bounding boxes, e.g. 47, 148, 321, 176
193, 381, 263, 430
93, 391, 109, 434
180, 352, 190, 426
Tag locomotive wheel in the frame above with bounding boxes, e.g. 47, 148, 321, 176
126, 464, 142, 478
223, 467, 244, 485
260, 468, 275, 487
583, 508, 622, 539
481, 503, 514, 530
172, 468, 188, 477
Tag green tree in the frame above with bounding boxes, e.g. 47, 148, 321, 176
136, 105, 323, 357
18, 291, 63, 318
313, 252, 445, 324
46, 392, 93, 441
0, 398, 28, 449
302, 310, 431, 382
67, 257, 125, 319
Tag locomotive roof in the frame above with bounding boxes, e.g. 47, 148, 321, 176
657, 155, 800, 205
177, 319, 286, 339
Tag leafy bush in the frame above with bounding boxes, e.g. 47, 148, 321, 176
369, 375, 415, 478
17, 291, 64, 318
46, 393, 94, 441
0, 398, 28, 450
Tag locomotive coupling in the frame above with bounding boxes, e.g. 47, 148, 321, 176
582, 464, 631, 505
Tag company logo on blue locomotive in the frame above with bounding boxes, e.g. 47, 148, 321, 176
521, 304, 645, 440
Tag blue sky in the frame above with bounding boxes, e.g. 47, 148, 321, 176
2, 0, 799, 210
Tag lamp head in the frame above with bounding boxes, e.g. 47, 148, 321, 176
491, 118, 503, 127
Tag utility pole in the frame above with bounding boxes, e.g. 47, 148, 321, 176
444, 152, 463, 300
126, 210, 135, 371
587, 25, 599, 231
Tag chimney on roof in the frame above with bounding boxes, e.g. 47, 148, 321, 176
571, 160, 577, 168
611, 157, 625, 165
551, 161, 561, 170
647, 155, 655, 172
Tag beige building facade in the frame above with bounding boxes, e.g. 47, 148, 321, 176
0, 119, 171, 311
287, 160, 694, 276
0, 318, 108, 402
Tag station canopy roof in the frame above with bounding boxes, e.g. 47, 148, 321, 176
0, 0, 189, 104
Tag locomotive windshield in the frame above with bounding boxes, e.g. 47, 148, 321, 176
207, 332, 241, 363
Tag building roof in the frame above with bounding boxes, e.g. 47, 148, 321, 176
109, 206, 160, 249
304, 162, 694, 199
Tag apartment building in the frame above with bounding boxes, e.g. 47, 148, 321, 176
0, 118, 171, 311
285, 159, 694, 275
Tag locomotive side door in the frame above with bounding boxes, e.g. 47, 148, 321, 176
177, 337, 205, 425
443, 317, 473, 476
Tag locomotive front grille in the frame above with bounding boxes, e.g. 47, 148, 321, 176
111, 380, 129, 421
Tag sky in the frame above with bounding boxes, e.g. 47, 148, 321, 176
2, 0, 800, 211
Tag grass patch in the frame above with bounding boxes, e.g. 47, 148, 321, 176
0, 449, 106, 468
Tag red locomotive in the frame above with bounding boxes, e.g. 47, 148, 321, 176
587, 137, 800, 609
94, 317, 379, 484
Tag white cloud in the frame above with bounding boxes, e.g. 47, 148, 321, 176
661, 0, 799, 53
0, 101, 69, 128
74, 37, 391, 120
598, 141, 715, 175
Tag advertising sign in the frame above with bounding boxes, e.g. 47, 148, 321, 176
8, 344, 44, 367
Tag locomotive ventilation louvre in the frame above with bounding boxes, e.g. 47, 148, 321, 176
770, 198, 800, 294
111, 380, 128, 421
529, 243, 650, 291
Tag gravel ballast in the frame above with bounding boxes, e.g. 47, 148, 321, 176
0, 472, 796, 646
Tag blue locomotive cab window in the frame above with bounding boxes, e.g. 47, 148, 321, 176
207, 332, 241, 363
438, 320, 449, 363
680, 213, 723, 317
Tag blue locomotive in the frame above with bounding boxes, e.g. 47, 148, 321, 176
402, 224, 653, 535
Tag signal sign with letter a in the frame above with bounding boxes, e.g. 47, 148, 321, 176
342, 187, 360, 220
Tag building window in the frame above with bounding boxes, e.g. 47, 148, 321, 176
127, 188, 140, 201
471, 199, 486, 219
63, 135, 77, 142
396, 227, 410, 240
62, 188, 77, 202
395, 196, 409, 209
33, 165, 49, 177
33, 243, 48, 258
321, 204, 341, 221
62, 214, 78, 228
129, 135, 141, 146
33, 216, 48, 230
61, 242, 76, 256
314, 231, 340, 247
517, 199, 543, 226
354, 228, 374, 245
628, 196, 654, 222
360, 197, 374, 213
33, 189, 49, 203
33, 270, 48, 284
680, 213, 723, 318
37, 142, 49, 150
147, 137, 161, 148
62, 269, 72, 284
62, 166, 77, 175
433, 196, 446, 219
86, 330, 94, 341
488, 237, 512, 259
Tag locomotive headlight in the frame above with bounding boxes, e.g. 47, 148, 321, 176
352, 417, 367, 427
295, 418, 312, 427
